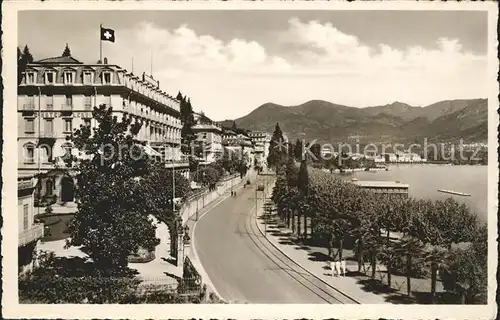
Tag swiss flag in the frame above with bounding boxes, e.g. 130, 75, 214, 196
100, 27, 115, 43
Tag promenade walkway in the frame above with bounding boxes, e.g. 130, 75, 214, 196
254, 178, 389, 304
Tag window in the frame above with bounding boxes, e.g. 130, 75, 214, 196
84, 95, 92, 110
25, 118, 34, 133
46, 180, 53, 196
103, 72, 111, 84
64, 119, 72, 133
64, 72, 74, 84
62, 143, 72, 160
23, 204, 29, 230
44, 118, 53, 135
42, 145, 53, 163
45, 72, 54, 85
83, 71, 93, 84
65, 95, 73, 108
25, 144, 35, 163
26, 72, 35, 85
46, 95, 53, 110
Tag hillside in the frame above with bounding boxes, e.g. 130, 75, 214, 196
226, 98, 487, 143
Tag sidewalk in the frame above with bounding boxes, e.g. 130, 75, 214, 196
254, 180, 390, 304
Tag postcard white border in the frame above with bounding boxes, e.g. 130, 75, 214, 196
2, 1, 498, 319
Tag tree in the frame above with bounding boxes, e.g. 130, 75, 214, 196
66, 105, 160, 274
297, 159, 309, 238
181, 97, 196, 154
22, 45, 34, 64
294, 139, 304, 161
18, 45, 34, 85
394, 236, 425, 297
62, 43, 71, 57
267, 123, 287, 170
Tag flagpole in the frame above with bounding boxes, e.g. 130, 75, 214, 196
99, 24, 103, 63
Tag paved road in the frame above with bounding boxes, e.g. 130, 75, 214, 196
194, 179, 344, 304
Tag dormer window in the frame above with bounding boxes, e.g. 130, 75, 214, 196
26, 72, 35, 85
83, 71, 93, 84
103, 72, 112, 85
45, 72, 55, 85
64, 71, 74, 85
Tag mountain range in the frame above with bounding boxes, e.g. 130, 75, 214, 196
219, 98, 488, 143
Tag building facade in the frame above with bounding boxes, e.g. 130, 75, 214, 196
18, 174, 44, 274
248, 131, 271, 169
351, 179, 409, 197
18, 55, 188, 206
192, 113, 223, 164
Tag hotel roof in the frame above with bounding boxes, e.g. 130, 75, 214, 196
34, 55, 83, 64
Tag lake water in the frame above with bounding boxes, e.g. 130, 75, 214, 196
336, 164, 489, 223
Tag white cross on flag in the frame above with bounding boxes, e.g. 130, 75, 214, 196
100, 27, 115, 43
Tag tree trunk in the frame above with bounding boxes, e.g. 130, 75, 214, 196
460, 290, 466, 304
371, 250, 376, 278
387, 263, 392, 287
386, 229, 390, 245
339, 238, 344, 261
304, 214, 307, 240
297, 211, 302, 238
406, 254, 412, 296
291, 209, 295, 232
357, 240, 363, 272
329, 234, 335, 259
431, 262, 437, 299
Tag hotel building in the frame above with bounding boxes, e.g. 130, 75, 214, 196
192, 112, 223, 164
18, 54, 188, 207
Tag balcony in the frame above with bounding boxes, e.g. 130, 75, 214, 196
22, 104, 35, 111
40, 132, 56, 138
18, 223, 44, 247
61, 104, 73, 111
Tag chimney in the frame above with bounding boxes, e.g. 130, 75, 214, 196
103, 57, 108, 65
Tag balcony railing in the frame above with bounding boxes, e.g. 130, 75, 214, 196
61, 104, 73, 111
40, 132, 56, 138
23, 104, 35, 111
18, 223, 44, 247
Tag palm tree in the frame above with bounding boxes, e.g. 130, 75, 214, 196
395, 236, 425, 296
378, 243, 399, 287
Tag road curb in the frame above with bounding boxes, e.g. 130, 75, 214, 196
252, 179, 362, 304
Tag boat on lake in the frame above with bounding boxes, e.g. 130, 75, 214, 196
437, 189, 471, 196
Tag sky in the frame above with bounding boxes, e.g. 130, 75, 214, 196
18, 10, 489, 121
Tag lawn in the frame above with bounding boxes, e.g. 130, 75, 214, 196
39, 214, 75, 242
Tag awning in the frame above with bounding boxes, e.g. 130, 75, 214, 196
143, 145, 162, 157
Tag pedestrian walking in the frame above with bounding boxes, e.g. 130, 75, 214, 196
330, 260, 336, 277
335, 260, 342, 277
341, 260, 346, 276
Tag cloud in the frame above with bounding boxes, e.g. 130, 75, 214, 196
104, 18, 487, 121
129, 22, 290, 74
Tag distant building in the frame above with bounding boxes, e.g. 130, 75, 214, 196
18, 54, 188, 207
350, 178, 409, 197
192, 112, 223, 163
248, 131, 272, 168
18, 174, 44, 275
